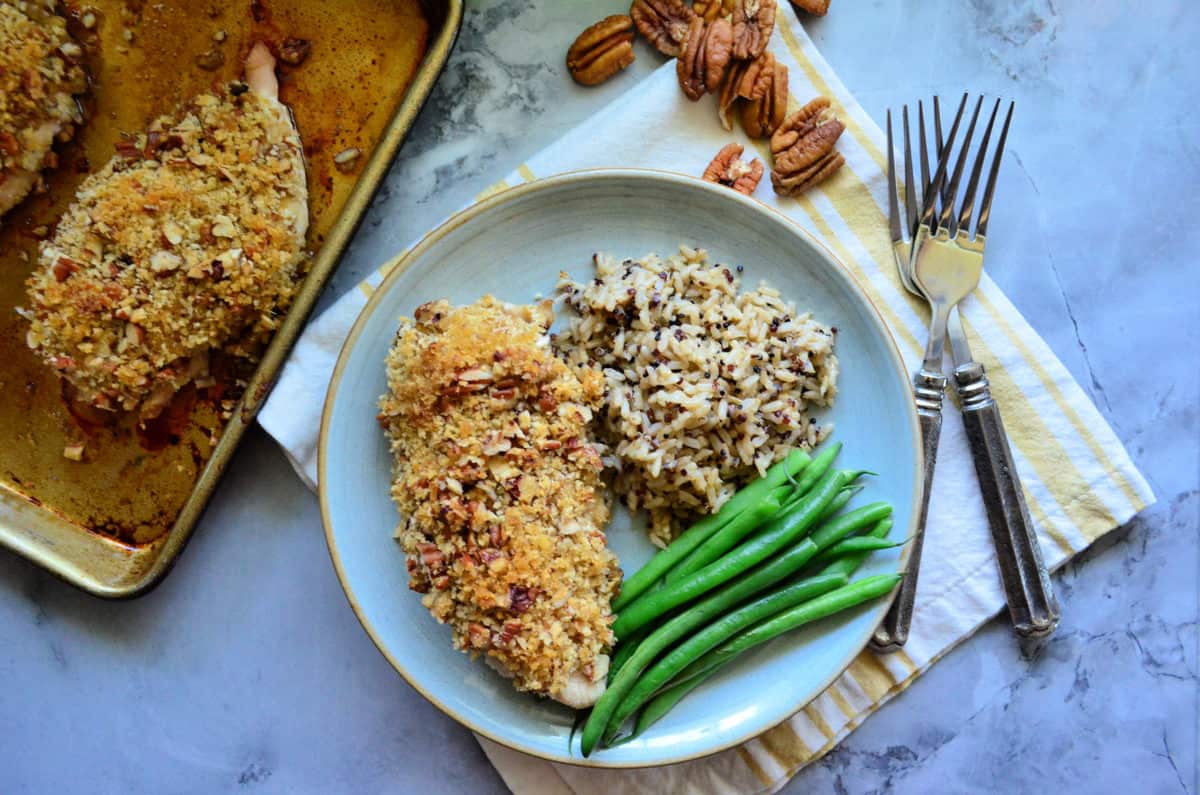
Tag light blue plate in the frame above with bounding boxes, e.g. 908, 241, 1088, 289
319, 169, 921, 768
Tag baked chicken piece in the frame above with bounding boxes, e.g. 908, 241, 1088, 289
23, 43, 308, 418
379, 297, 621, 708
0, 0, 87, 218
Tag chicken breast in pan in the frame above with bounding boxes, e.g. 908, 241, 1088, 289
379, 297, 621, 708
0, 0, 87, 218
23, 43, 307, 418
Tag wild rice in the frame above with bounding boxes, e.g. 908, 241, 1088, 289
555, 244, 838, 546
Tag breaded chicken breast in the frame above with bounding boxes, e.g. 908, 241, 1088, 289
23, 43, 307, 417
378, 297, 621, 708
0, 0, 87, 217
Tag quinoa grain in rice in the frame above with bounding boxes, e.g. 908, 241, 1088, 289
555, 244, 838, 546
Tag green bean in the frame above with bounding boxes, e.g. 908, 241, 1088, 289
580, 519, 855, 756
743, 480, 860, 545
611, 449, 811, 612
633, 519, 897, 738
804, 501, 892, 555
628, 672, 712, 741
786, 441, 842, 500
815, 484, 862, 523
672, 516, 897, 691
673, 574, 902, 689
664, 482, 806, 584
628, 561, 899, 741
607, 624, 650, 683
602, 571, 861, 743
816, 517, 893, 580
806, 536, 905, 568
600, 506, 892, 743
612, 468, 848, 639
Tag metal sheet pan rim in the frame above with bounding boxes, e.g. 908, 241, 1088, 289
0, 0, 464, 599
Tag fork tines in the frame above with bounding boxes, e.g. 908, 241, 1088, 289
887, 94, 1015, 242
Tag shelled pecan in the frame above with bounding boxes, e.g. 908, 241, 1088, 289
692, 0, 735, 22
769, 97, 845, 195
676, 17, 733, 100
717, 50, 786, 135
630, 0, 695, 57
741, 55, 787, 137
730, 0, 776, 60
567, 15, 636, 86
790, 0, 831, 15
702, 143, 763, 194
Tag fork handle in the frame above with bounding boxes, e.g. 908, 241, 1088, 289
871, 369, 945, 653
955, 361, 1061, 638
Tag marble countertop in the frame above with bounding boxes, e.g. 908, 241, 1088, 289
2, 1, 1196, 792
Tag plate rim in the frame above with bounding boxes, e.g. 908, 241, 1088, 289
318, 167, 922, 768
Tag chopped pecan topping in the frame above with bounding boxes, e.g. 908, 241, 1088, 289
494, 620, 523, 647
703, 143, 764, 195
509, 585, 537, 614
195, 48, 225, 70
52, 257, 80, 282
279, 37, 312, 66
333, 147, 362, 173
566, 15, 636, 86
676, 17, 733, 101
630, 0, 695, 57
489, 524, 506, 547
790, 0, 831, 15
114, 139, 142, 159
693, 0, 735, 22
770, 97, 845, 196
417, 541, 446, 574
730, 0, 776, 60
467, 622, 491, 649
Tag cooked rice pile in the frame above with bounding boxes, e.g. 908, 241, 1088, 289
23, 80, 308, 417
556, 245, 838, 545
0, 0, 87, 218
379, 297, 622, 707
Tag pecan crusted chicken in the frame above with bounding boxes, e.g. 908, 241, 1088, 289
379, 297, 621, 708
0, 0, 87, 218
23, 43, 308, 418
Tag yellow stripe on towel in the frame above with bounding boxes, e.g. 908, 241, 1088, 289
475, 179, 510, 201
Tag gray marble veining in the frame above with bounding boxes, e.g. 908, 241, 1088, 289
1, 1, 1195, 793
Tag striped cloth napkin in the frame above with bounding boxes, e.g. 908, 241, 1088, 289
258, 12, 1153, 795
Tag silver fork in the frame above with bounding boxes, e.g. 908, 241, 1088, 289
875, 96, 1060, 650
869, 98, 963, 652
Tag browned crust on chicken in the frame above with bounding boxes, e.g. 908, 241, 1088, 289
0, 0, 87, 217
22, 82, 307, 416
378, 297, 621, 702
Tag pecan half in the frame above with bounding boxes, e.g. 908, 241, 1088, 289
790, 0, 831, 15
630, 0, 695, 57
567, 15, 636, 86
740, 56, 788, 137
769, 97, 845, 196
718, 50, 785, 132
703, 143, 764, 195
730, 0, 776, 60
693, 0, 735, 22
676, 17, 733, 101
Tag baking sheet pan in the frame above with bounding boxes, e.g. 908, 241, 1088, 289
0, 0, 462, 596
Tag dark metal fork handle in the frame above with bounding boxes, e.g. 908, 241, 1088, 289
955, 361, 1060, 637
872, 370, 945, 652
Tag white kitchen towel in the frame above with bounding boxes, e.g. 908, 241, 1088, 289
258, 12, 1154, 795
